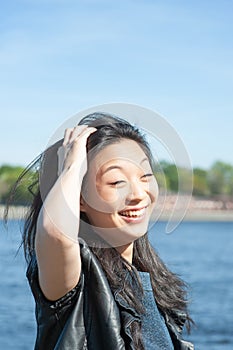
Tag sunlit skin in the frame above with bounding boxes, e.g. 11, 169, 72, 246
80, 139, 159, 260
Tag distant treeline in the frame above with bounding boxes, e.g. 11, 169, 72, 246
0, 165, 37, 206
158, 160, 233, 199
0, 160, 233, 205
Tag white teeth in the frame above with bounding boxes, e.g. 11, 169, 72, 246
119, 208, 146, 218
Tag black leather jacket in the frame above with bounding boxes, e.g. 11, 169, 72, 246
27, 239, 194, 350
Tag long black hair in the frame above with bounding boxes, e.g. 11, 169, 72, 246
7, 112, 193, 349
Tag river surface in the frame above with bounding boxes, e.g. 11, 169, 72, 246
0, 220, 232, 349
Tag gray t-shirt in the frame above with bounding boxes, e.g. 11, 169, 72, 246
138, 271, 174, 350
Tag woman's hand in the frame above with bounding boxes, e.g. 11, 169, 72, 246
57, 125, 97, 179
35, 125, 97, 301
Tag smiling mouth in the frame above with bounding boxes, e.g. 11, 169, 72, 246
118, 206, 147, 218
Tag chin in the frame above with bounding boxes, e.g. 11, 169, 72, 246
93, 224, 146, 248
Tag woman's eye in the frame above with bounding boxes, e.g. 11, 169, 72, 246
141, 173, 154, 180
109, 180, 125, 186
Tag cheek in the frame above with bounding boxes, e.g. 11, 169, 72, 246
149, 178, 159, 202
97, 185, 121, 203
96, 186, 124, 215
82, 181, 121, 215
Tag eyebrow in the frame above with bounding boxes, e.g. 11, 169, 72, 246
102, 157, 149, 175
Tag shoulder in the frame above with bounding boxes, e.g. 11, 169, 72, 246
26, 246, 84, 308
26, 238, 103, 304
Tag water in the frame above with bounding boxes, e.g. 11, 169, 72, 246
0, 220, 36, 350
0, 220, 233, 349
149, 221, 233, 350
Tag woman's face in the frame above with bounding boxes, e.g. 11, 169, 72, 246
80, 139, 158, 246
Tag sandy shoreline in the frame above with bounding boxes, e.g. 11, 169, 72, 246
0, 205, 28, 220
1, 205, 233, 222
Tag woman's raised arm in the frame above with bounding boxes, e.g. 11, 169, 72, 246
35, 126, 96, 301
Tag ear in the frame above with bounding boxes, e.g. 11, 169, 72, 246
80, 195, 86, 212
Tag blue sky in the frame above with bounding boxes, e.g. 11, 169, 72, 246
1, 0, 232, 169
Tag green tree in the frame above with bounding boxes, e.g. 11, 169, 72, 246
159, 161, 178, 192
158, 161, 192, 193
193, 168, 209, 196
0, 164, 36, 205
178, 167, 193, 193
207, 161, 233, 196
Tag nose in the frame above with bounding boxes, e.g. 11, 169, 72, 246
125, 181, 147, 205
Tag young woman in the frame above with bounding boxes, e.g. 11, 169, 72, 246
22, 113, 194, 349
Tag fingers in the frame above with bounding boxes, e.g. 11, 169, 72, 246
69, 125, 88, 144
63, 128, 73, 146
57, 146, 67, 177
70, 125, 96, 144
63, 125, 87, 146
58, 125, 97, 177
63, 125, 96, 146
